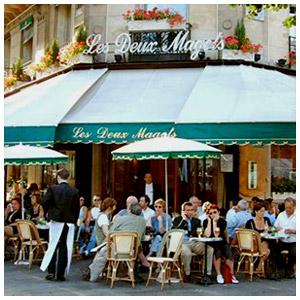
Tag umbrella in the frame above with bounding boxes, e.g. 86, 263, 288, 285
4, 144, 68, 219
112, 137, 222, 230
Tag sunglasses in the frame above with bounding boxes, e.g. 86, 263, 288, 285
155, 205, 162, 208
209, 211, 218, 215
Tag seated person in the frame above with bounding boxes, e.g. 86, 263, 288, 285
148, 199, 172, 257
28, 192, 44, 224
274, 197, 296, 279
4, 197, 22, 253
203, 204, 238, 284
139, 195, 155, 226
263, 199, 277, 225
199, 201, 211, 223
226, 199, 252, 244
172, 201, 213, 283
113, 196, 138, 220
88, 203, 146, 282
245, 202, 271, 272
75, 197, 88, 245
80, 195, 101, 256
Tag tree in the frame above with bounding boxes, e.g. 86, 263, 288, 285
229, 4, 296, 28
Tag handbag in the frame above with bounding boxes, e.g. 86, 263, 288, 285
222, 264, 232, 284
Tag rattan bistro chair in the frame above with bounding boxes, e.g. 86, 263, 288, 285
146, 229, 185, 290
236, 228, 266, 281
106, 231, 139, 288
16, 220, 48, 269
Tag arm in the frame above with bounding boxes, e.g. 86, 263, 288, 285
41, 187, 53, 215
204, 218, 212, 237
85, 210, 92, 232
38, 205, 44, 222
83, 206, 88, 222
172, 217, 188, 230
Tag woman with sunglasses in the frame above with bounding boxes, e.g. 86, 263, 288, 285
149, 198, 172, 256
203, 204, 239, 284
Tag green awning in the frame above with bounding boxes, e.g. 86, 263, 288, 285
175, 122, 296, 145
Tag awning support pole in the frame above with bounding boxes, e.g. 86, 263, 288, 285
165, 159, 168, 232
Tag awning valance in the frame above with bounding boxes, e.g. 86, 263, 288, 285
175, 65, 296, 145
4, 69, 108, 146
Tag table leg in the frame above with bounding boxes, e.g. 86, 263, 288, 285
198, 242, 212, 286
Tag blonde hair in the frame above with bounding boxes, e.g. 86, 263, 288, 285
154, 198, 166, 211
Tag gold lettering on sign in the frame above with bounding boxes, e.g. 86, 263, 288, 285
72, 127, 92, 139
96, 127, 129, 139
132, 127, 177, 139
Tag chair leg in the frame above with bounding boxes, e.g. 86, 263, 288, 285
127, 261, 135, 288
146, 262, 154, 287
111, 261, 119, 289
174, 262, 184, 288
161, 262, 168, 291
14, 241, 19, 261
106, 261, 111, 284
249, 257, 254, 282
29, 245, 33, 269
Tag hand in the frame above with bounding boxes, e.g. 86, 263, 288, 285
284, 229, 294, 235
182, 214, 188, 221
86, 227, 90, 233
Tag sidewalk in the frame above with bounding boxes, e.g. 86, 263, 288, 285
4, 259, 296, 296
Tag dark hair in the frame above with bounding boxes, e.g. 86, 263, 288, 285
266, 198, 273, 204
129, 203, 142, 216
100, 197, 117, 212
57, 168, 69, 180
207, 204, 220, 212
28, 183, 38, 192
252, 196, 262, 203
140, 195, 150, 205
31, 192, 41, 204
253, 202, 266, 213
11, 197, 21, 206
181, 201, 193, 211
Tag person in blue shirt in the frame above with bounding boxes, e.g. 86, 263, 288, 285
226, 199, 252, 244
149, 198, 172, 256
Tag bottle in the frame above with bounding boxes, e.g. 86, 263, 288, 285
264, 221, 269, 234
271, 226, 276, 237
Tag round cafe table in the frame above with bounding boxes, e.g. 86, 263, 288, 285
190, 236, 223, 285
260, 232, 290, 280
36, 223, 50, 242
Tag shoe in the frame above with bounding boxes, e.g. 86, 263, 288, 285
231, 276, 239, 284
80, 267, 91, 281
57, 277, 65, 282
45, 273, 55, 281
79, 245, 87, 255
217, 274, 224, 284
183, 274, 191, 283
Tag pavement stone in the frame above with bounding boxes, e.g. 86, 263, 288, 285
4, 259, 296, 296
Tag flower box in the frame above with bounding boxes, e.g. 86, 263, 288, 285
272, 192, 296, 204
68, 53, 93, 65
127, 20, 186, 32
222, 49, 254, 61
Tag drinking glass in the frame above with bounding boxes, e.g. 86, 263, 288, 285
214, 227, 220, 237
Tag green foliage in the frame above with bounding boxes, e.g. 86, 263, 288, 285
44, 43, 50, 54
76, 23, 87, 43
50, 39, 60, 63
234, 19, 246, 46
271, 178, 296, 194
12, 58, 23, 79
229, 4, 296, 28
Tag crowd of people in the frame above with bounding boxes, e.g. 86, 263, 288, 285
4, 170, 296, 286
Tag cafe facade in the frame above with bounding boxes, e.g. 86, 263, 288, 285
4, 4, 296, 211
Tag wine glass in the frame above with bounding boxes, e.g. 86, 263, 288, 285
197, 227, 203, 237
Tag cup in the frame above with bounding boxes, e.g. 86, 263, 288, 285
197, 227, 203, 237
214, 227, 220, 237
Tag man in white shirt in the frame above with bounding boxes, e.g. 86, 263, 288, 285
139, 195, 155, 226
138, 173, 162, 208
189, 195, 203, 218
274, 197, 296, 278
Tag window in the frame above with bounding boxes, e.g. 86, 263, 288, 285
54, 4, 72, 46
21, 23, 33, 64
146, 4, 188, 19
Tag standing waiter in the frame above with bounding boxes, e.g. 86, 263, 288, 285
40, 168, 80, 281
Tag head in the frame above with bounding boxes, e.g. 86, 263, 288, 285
253, 202, 266, 218
182, 202, 195, 219
92, 194, 101, 207
28, 183, 38, 192
56, 168, 69, 183
266, 198, 275, 210
154, 198, 166, 214
128, 203, 142, 216
207, 204, 220, 220
202, 201, 211, 214
284, 197, 296, 217
252, 196, 263, 206
31, 192, 41, 206
79, 197, 85, 207
11, 197, 21, 211
144, 173, 153, 184
126, 196, 138, 209
189, 196, 202, 210
139, 195, 150, 210
100, 197, 117, 213
237, 200, 248, 211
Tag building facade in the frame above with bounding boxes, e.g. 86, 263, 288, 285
4, 4, 296, 210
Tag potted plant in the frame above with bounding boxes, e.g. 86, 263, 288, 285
124, 7, 186, 32
271, 177, 296, 203
222, 19, 263, 61
4, 74, 18, 91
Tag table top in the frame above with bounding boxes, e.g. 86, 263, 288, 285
260, 232, 289, 240
36, 224, 49, 230
190, 236, 223, 242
